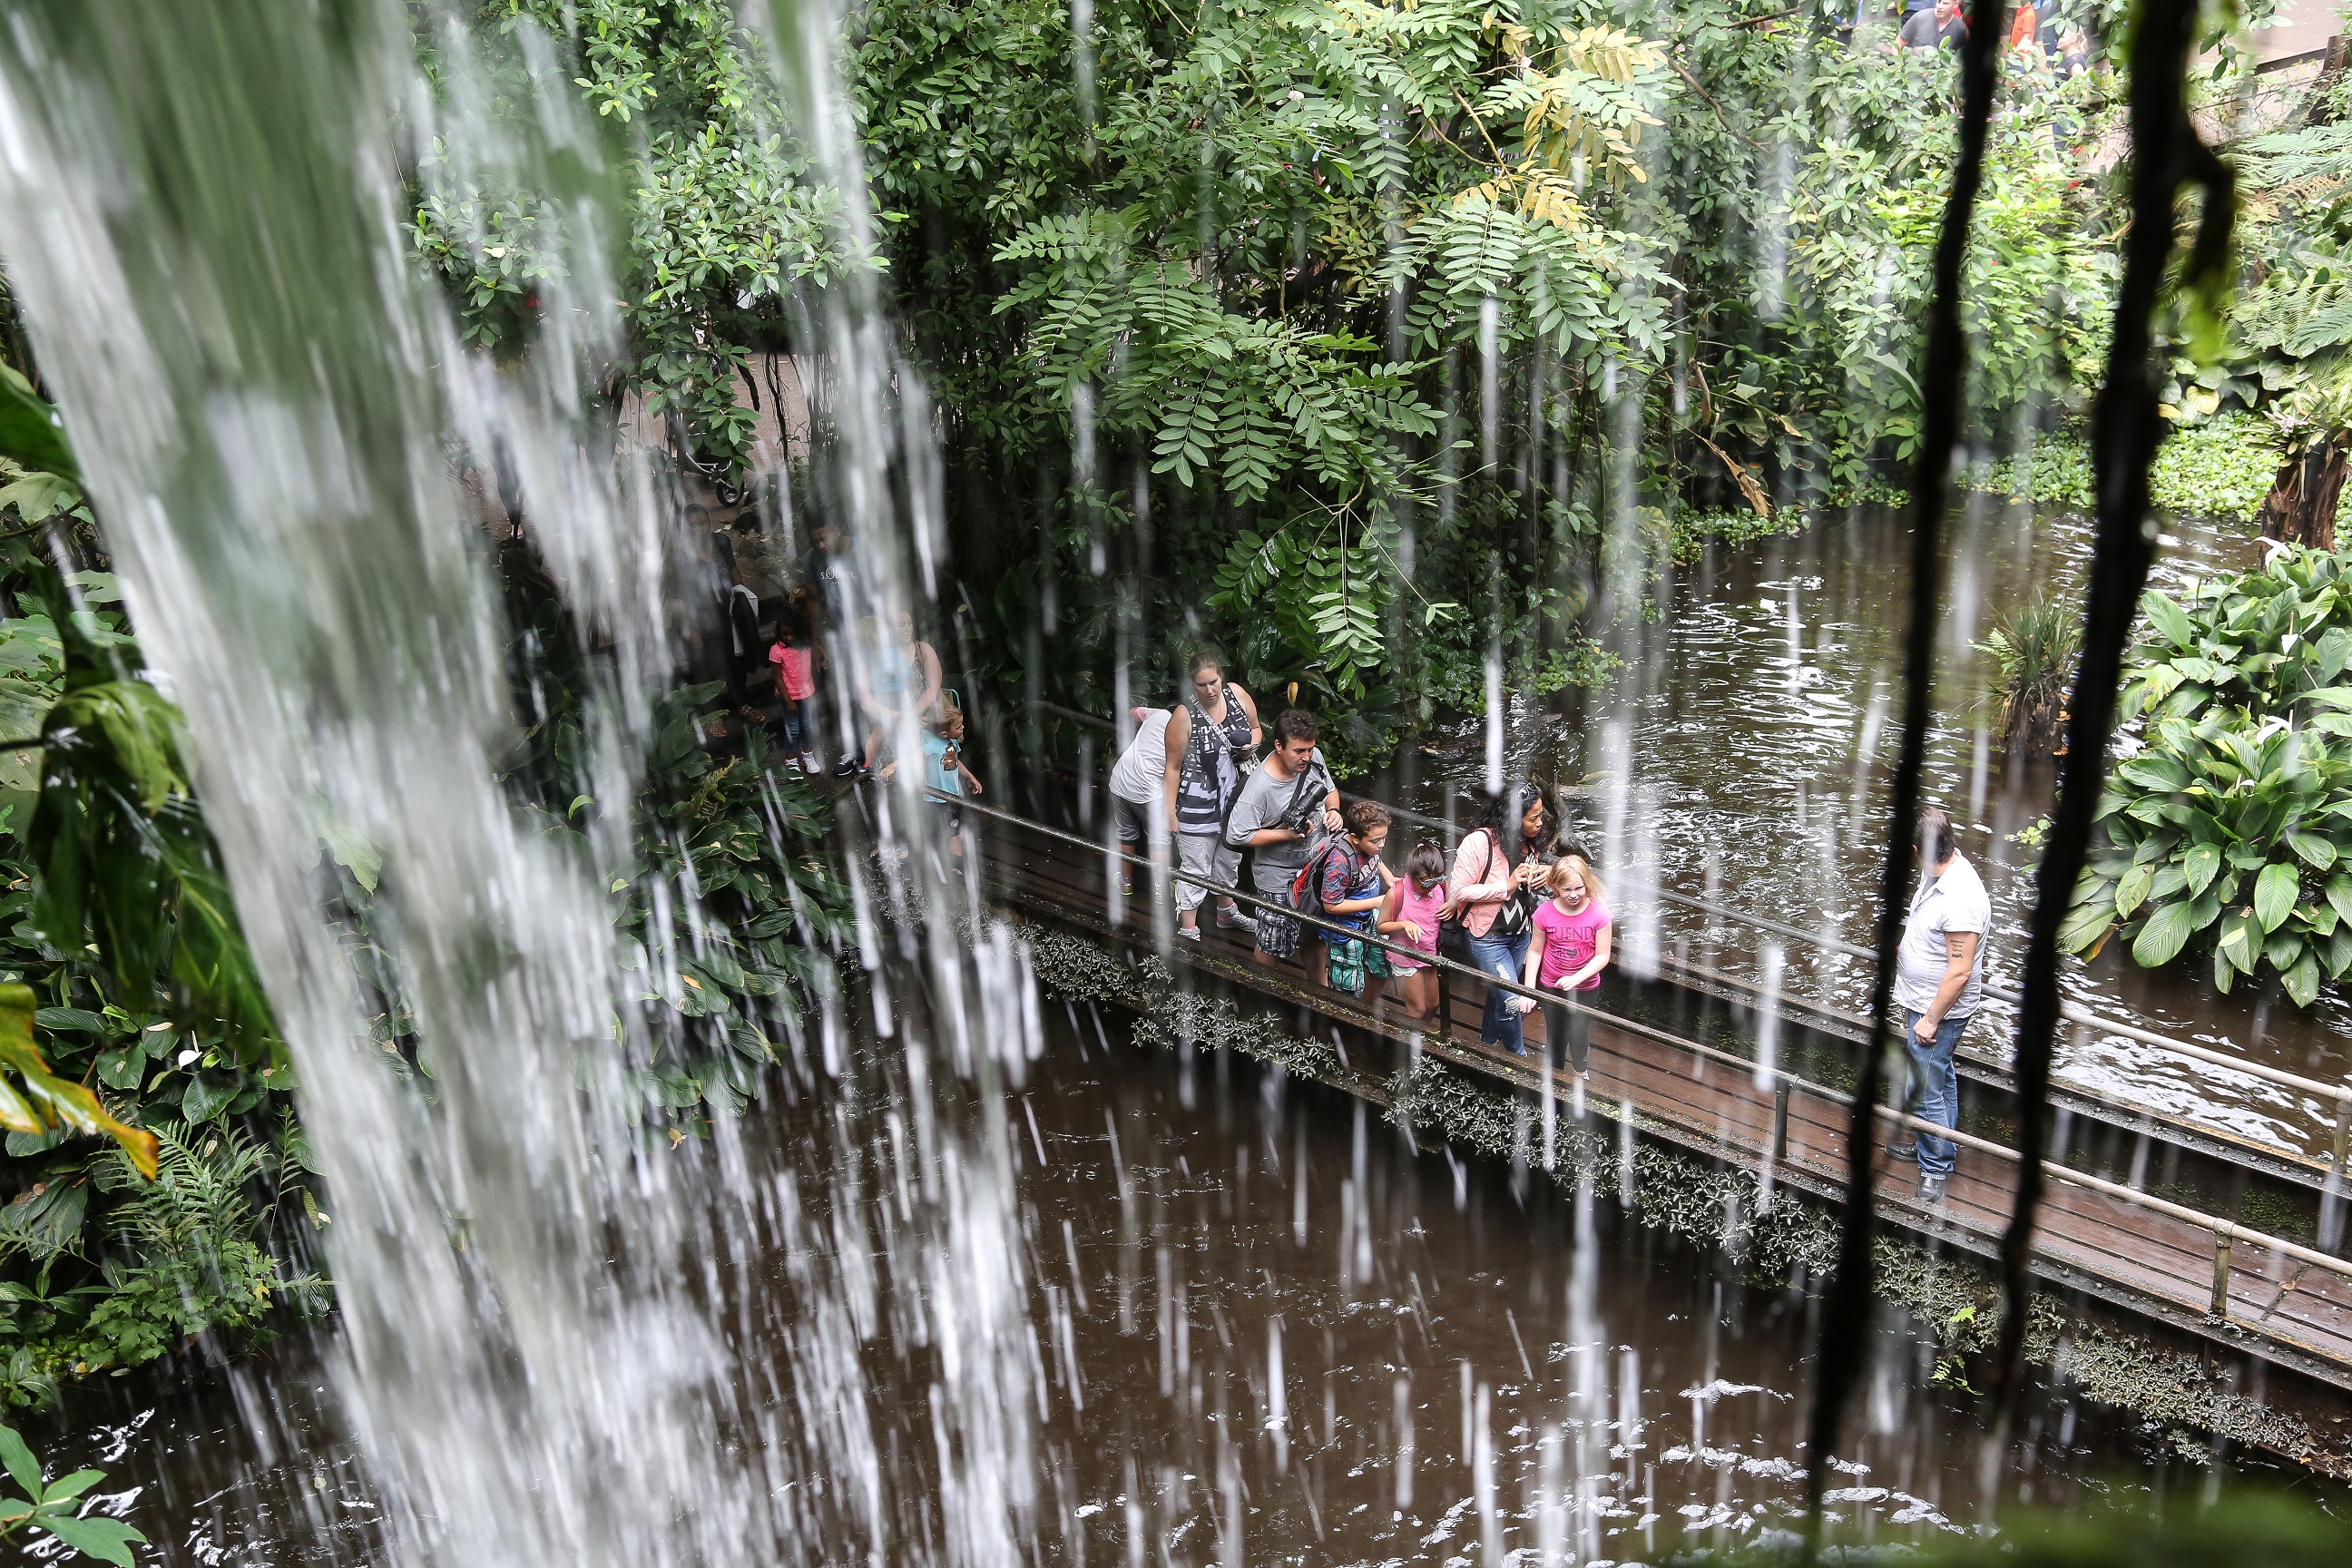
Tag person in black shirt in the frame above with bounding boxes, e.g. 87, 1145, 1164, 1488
1899, 0, 1965, 49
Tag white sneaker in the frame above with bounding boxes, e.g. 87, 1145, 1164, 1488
1177, 926, 1201, 941
800, 753, 819, 775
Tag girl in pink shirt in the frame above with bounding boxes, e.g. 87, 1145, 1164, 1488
1377, 840, 1450, 1020
769, 596, 818, 773
1520, 856, 1612, 1075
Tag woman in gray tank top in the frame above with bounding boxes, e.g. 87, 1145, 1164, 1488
1163, 651, 1261, 938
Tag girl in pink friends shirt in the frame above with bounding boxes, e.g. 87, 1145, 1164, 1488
1377, 840, 1450, 1020
1518, 856, 1612, 1076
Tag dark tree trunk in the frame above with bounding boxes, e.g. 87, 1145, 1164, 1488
2258, 431, 2347, 552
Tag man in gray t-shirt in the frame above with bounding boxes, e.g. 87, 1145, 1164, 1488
1223, 708, 1340, 967
1891, 807, 1990, 1202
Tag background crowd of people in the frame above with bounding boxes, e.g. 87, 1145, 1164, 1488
1105, 670, 1619, 1083
705, 521, 1981, 1164
1892, 0, 2092, 69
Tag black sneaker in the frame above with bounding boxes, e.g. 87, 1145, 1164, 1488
1886, 1140, 1919, 1163
830, 758, 865, 779
1918, 1174, 1947, 1205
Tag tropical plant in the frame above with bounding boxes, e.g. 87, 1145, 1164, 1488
2062, 548, 2352, 1004
498, 567, 851, 1122
1976, 594, 2082, 757
0, 1416, 142, 1565
407, 1, 861, 479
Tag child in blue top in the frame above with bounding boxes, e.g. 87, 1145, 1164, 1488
883, 699, 982, 856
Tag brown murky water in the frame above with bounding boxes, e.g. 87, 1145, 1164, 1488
1371, 501, 2350, 1162
26, 1001, 2322, 1564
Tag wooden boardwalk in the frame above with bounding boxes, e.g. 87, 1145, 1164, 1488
958, 804, 2352, 1395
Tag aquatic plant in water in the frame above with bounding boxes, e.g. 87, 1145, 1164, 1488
0, 1416, 142, 1564
2063, 545, 2352, 1004
1975, 593, 2082, 758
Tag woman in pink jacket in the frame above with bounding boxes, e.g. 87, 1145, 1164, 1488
1447, 783, 1562, 1057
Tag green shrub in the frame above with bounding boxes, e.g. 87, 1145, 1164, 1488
1976, 593, 2082, 756
2149, 413, 2286, 523
1966, 416, 2281, 520
2063, 545, 2352, 1004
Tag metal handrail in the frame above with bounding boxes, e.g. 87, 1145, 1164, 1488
1014, 700, 2352, 1137
939, 790, 2352, 1330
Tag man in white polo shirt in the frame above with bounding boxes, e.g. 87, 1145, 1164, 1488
1889, 806, 1989, 1205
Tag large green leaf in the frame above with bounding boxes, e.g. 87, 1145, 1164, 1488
2217, 907, 2260, 969
2327, 873, 2352, 927
0, 367, 76, 485
2284, 949, 2325, 1006
2183, 841, 2222, 896
2058, 897, 2115, 956
2118, 754, 2190, 792
2319, 625, 2352, 682
2255, 859, 2302, 933
34, 1513, 145, 1568
2286, 828, 2338, 870
2131, 900, 2200, 967
2141, 591, 2194, 649
0, 1423, 38, 1502
2114, 860, 2156, 918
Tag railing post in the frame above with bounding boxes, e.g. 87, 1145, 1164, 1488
2209, 1221, 2234, 1322
1772, 1081, 1791, 1162
2332, 1092, 2351, 1187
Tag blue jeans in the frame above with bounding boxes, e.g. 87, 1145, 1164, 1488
1903, 1008, 1968, 1180
1468, 928, 1532, 1054
779, 701, 808, 755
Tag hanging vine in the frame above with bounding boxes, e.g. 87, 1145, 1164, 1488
1803, 0, 2010, 1534
1987, 0, 2238, 1423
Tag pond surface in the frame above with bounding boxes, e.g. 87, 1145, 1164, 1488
27, 1004, 2315, 1565
1372, 499, 2351, 1162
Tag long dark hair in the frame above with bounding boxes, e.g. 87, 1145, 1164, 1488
1470, 781, 1563, 862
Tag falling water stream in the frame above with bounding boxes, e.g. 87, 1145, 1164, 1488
0, 2, 1039, 1564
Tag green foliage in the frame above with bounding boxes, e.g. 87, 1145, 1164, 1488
1763, 54, 2115, 486
1681, 1493, 2351, 1567
609, 691, 848, 1121
1975, 438, 2095, 511
0, 1416, 143, 1565
407, 2, 859, 473
2064, 548, 2352, 1004
397, 0, 2149, 760
2220, 112, 2352, 434
1975, 593, 2081, 753
500, 573, 851, 1123
1670, 505, 1810, 564
1206, 514, 1454, 699
0, 586, 315, 1398
2148, 414, 2287, 523
1959, 416, 2281, 522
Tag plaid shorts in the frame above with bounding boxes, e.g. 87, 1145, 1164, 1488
1251, 865, 1300, 958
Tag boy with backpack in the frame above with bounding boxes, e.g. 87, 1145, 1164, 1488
1222, 709, 1342, 970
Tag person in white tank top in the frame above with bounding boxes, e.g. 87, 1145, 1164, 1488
1109, 707, 1174, 897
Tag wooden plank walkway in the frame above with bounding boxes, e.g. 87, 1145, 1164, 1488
958, 805, 2352, 1393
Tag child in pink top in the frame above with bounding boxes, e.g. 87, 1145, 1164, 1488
1520, 856, 1612, 1075
1378, 840, 1450, 1020
769, 595, 818, 773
